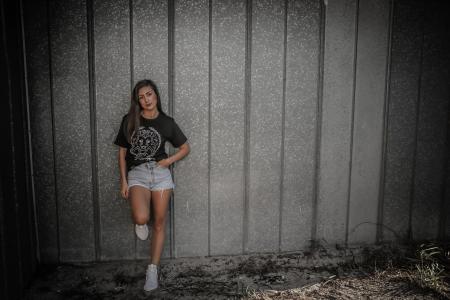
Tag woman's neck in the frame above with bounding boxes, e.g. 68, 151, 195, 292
141, 109, 159, 119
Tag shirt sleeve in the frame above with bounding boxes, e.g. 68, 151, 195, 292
169, 119, 188, 148
114, 115, 130, 148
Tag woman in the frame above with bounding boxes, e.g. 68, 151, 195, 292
114, 79, 190, 291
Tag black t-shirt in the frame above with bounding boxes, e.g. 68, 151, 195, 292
114, 113, 188, 172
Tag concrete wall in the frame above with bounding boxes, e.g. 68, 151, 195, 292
23, 0, 450, 263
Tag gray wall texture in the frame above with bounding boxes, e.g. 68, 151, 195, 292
23, 0, 450, 263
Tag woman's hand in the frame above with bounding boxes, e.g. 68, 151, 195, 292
120, 181, 129, 199
157, 158, 171, 168
156, 142, 190, 169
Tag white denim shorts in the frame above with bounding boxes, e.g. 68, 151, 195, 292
127, 161, 175, 191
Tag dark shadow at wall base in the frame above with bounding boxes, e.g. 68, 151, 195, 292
23, 240, 449, 299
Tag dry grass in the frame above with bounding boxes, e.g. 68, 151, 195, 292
243, 241, 450, 300
405, 242, 450, 298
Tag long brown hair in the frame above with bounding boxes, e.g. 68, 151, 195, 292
126, 79, 167, 143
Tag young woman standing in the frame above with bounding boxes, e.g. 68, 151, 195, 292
114, 79, 190, 291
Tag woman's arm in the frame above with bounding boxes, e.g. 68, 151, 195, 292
118, 146, 128, 199
158, 142, 190, 168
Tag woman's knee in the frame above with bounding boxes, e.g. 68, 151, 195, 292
152, 218, 166, 232
133, 213, 149, 225
128, 186, 150, 224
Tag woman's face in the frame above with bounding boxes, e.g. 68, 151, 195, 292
138, 86, 158, 111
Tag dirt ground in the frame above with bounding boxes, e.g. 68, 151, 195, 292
24, 241, 449, 299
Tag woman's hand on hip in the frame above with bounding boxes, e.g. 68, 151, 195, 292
120, 181, 129, 199
157, 158, 171, 168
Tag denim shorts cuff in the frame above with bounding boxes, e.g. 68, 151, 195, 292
127, 183, 150, 191
150, 185, 174, 191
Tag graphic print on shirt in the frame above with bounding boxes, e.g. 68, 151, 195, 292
130, 126, 161, 161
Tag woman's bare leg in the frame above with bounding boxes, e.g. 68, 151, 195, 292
129, 186, 151, 225
149, 189, 172, 265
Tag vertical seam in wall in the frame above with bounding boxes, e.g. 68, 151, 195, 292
86, 0, 100, 261
243, 0, 252, 254
168, 0, 174, 119
46, 0, 60, 263
128, 0, 137, 259
278, 0, 287, 253
377, 0, 394, 244
207, 0, 212, 256
168, 0, 175, 259
19, 0, 40, 264
409, 0, 425, 241
345, 0, 359, 246
129, 0, 134, 91
312, 0, 326, 248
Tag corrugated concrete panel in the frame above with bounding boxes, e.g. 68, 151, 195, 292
281, 0, 319, 251
412, 2, 450, 240
317, 0, 357, 245
23, 0, 58, 262
132, 0, 172, 260
173, 0, 209, 257
247, 0, 285, 253
347, 0, 390, 244
382, 0, 423, 242
210, 0, 246, 255
94, 0, 133, 260
49, 0, 95, 261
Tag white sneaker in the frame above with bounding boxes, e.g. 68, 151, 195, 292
144, 264, 158, 291
135, 224, 149, 240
